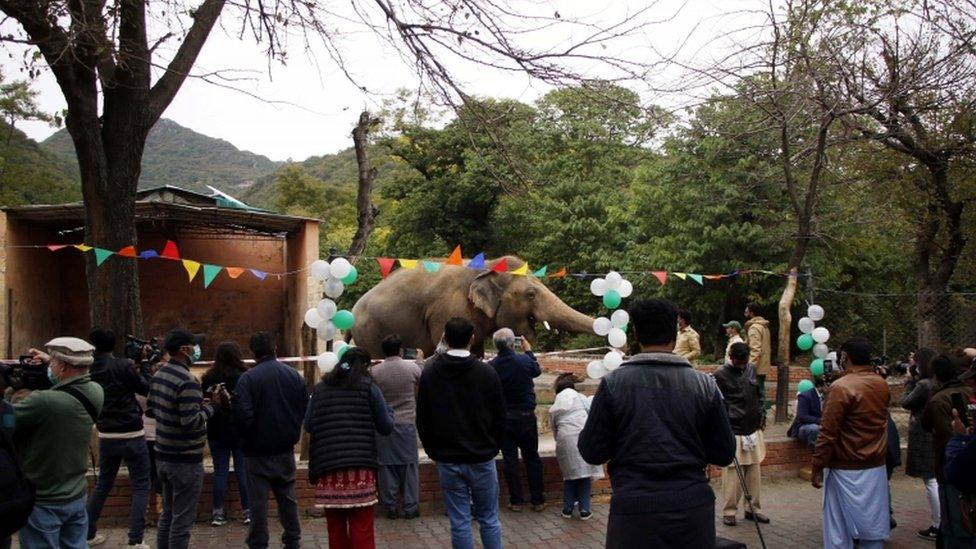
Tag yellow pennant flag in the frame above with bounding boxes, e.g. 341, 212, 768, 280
75, 244, 92, 252
511, 263, 529, 276
182, 259, 201, 282
398, 259, 418, 269
673, 272, 688, 280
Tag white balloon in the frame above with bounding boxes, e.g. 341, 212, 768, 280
330, 257, 353, 279
317, 321, 337, 341
808, 304, 825, 322
798, 317, 815, 334
316, 298, 338, 320
317, 352, 339, 375
604, 350, 624, 370
812, 326, 830, 344
608, 328, 627, 349
618, 279, 633, 298
605, 271, 623, 290
590, 278, 608, 297
593, 317, 613, 336
611, 309, 630, 328
324, 278, 345, 298
813, 343, 829, 359
304, 308, 322, 329
310, 259, 331, 281
586, 360, 607, 379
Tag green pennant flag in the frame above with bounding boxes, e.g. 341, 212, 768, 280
689, 273, 704, 285
202, 264, 222, 289
533, 265, 548, 278
423, 261, 441, 273
94, 248, 114, 266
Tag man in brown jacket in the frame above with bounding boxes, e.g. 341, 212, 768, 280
744, 303, 772, 397
812, 338, 890, 549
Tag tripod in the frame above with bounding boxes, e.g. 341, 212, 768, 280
732, 455, 767, 549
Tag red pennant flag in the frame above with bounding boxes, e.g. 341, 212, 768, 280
46, 245, 67, 252
377, 258, 396, 279
160, 240, 180, 260
491, 258, 509, 273
445, 245, 463, 266
652, 271, 668, 285
117, 246, 137, 258
549, 267, 568, 279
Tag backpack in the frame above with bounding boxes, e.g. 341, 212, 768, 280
0, 406, 35, 538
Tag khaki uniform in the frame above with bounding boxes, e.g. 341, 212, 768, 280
745, 317, 772, 377
674, 326, 701, 362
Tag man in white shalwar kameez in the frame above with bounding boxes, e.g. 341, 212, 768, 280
811, 338, 891, 549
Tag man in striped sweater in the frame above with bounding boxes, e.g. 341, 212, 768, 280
147, 329, 214, 549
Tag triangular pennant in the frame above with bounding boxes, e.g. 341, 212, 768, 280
704, 274, 723, 281
725, 270, 740, 280
492, 258, 509, 273
161, 240, 180, 260
423, 261, 441, 273
182, 260, 201, 282
249, 269, 267, 280
138, 250, 159, 260
673, 272, 688, 280
117, 245, 137, 258
549, 267, 567, 279
46, 245, 67, 252
75, 244, 92, 252
226, 267, 245, 279
398, 259, 418, 269
689, 274, 704, 285
533, 265, 548, 277
94, 248, 114, 266
202, 265, 222, 288
467, 253, 486, 270
376, 258, 396, 279
652, 271, 668, 285
446, 245, 463, 266
511, 263, 529, 276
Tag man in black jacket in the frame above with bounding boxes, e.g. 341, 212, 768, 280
234, 332, 308, 549
85, 327, 153, 548
417, 317, 506, 549
578, 298, 736, 548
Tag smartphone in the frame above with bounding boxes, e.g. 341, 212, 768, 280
952, 392, 971, 428
513, 336, 524, 348
403, 348, 418, 360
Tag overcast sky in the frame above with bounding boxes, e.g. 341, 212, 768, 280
2, 0, 755, 162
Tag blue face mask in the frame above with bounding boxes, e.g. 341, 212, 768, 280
47, 366, 59, 386
191, 345, 202, 363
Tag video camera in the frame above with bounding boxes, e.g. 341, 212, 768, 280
125, 335, 162, 366
0, 356, 53, 392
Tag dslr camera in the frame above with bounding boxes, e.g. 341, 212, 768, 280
0, 356, 53, 391
125, 335, 163, 367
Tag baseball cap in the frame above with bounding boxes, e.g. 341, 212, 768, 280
45, 337, 95, 367
163, 329, 205, 352
722, 321, 743, 332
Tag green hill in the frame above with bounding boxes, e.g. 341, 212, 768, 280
0, 120, 80, 206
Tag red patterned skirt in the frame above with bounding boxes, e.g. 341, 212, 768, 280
314, 467, 378, 509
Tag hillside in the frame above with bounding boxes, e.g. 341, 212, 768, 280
0, 120, 80, 206
43, 118, 282, 194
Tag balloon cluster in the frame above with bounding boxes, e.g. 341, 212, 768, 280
310, 257, 358, 297
304, 257, 358, 372
317, 341, 350, 376
587, 271, 633, 379
795, 304, 835, 379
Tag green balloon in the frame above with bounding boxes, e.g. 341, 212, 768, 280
797, 379, 815, 393
333, 310, 355, 330
810, 358, 825, 377
797, 333, 814, 351
335, 342, 349, 359
341, 266, 358, 285
620, 323, 628, 333
603, 289, 622, 309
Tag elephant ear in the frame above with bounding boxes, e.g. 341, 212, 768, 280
469, 271, 504, 318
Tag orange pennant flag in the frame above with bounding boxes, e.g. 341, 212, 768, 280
549, 267, 568, 279
652, 271, 668, 285
225, 267, 245, 279
446, 245, 463, 266
704, 274, 723, 281
117, 246, 137, 258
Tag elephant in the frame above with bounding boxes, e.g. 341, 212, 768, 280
349, 256, 595, 357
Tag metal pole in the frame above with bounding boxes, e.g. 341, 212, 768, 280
326, 247, 338, 353
733, 454, 767, 549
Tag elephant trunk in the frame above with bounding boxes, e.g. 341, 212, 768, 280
539, 292, 595, 334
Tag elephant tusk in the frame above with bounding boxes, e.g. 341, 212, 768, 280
543, 321, 551, 331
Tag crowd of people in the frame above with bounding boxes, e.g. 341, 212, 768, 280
0, 295, 974, 549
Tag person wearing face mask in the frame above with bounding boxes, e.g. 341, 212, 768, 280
10, 337, 104, 549
146, 329, 213, 549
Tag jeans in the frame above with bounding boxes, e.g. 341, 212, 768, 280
210, 439, 249, 513
378, 463, 419, 515
87, 436, 151, 544
19, 494, 88, 549
500, 411, 545, 506
436, 461, 502, 549
797, 423, 820, 450
244, 454, 302, 549
156, 460, 204, 549
324, 507, 375, 549
563, 478, 592, 513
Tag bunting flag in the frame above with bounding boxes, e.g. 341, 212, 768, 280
94, 248, 114, 266
161, 240, 180, 260
249, 269, 267, 280
511, 263, 529, 276
652, 271, 668, 285
533, 265, 548, 277
445, 246, 463, 266
689, 273, 704, 285
399, 259, 418, 269
182, 259, 201, 282
673, 272, 688, 281
202, 265, 222, 288
376, 258, 396, 279
423, 261, 441, 273
468, 253, 486, 270
704, 274, 723, 281
47, 245, 67, 252
492, 258, 509, 273
75, 244, 92, 252
117, 246, 137, 258
550, 267, 567, 278
139, 250, 159, 260
226, 267, 245, 279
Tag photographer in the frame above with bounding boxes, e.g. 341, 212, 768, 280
11, 338, 104, 548
85, 327, 152, 548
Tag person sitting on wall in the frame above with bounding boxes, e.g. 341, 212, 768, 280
789, 378, 825, 450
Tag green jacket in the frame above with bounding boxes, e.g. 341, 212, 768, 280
13, 374, 104, 504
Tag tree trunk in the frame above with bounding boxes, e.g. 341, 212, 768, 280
774, 269, 798, 423
348, 111, 380, 260
916, 288, 946, 349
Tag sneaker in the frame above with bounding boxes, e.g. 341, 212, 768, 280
917, 526, 939, 540
242, 509, 251, 525
532, 503, 547, 512
127, 543, 151, 549
580, 510, 592, 521
403, 510, 420, 520
507, 503, 523, 512
386, 509, 398, 520
211, 510, 228, 527
88, 534, 107, 546
561, 508, 574, 519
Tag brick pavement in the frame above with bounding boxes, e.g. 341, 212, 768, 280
16, 472, 939, 548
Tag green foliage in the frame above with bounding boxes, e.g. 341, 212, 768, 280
0, 120, 79, 206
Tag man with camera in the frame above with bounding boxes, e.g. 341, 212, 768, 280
85, 328, 153, 548
10, 337, 104, 548
147, 329, 215, 549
